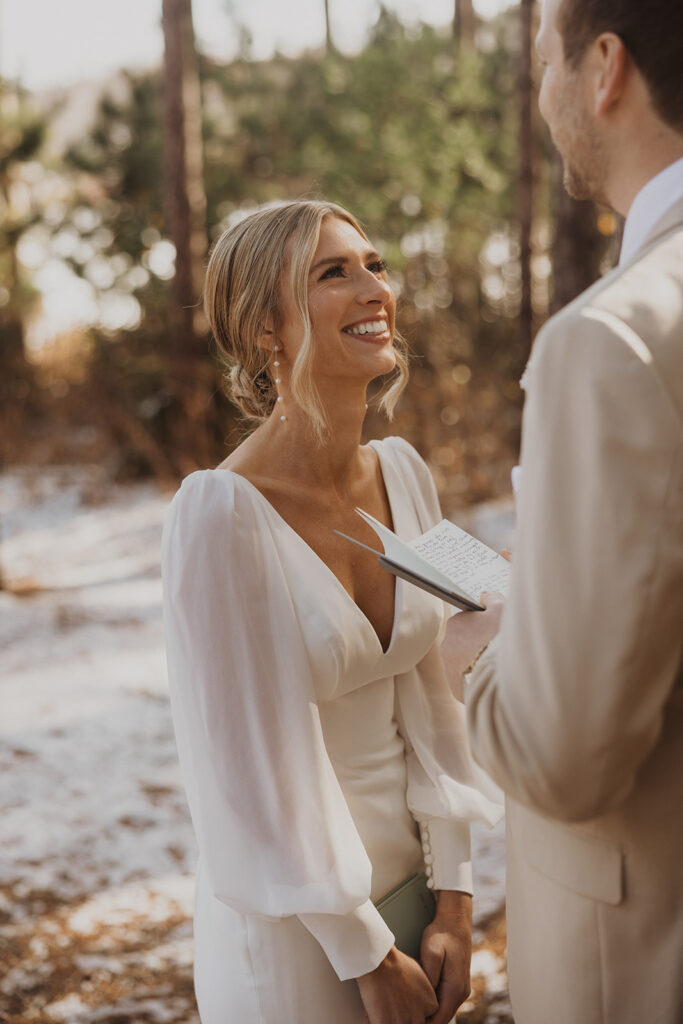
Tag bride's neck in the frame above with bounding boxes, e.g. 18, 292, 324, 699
259, 386, 369, 492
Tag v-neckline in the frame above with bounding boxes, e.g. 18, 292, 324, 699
215, 440, 403, 656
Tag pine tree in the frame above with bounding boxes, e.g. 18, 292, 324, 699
518, 0, 535, 357
0, 84, 44, 370
324, 0, 334, 54
161, 0, 207, 359
0, 82, 45, 581
161, 0, 211, 469
0, 82, 45, 471
454, 0, 476, 47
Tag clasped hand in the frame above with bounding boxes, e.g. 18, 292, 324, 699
357, 893, 472, 1024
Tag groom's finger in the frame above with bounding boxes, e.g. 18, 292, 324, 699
420, 937, 445, 989
426, 992, 458, 1024
428, 976, 471, 1024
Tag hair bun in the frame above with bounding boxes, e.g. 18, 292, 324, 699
229, 363, 276, 420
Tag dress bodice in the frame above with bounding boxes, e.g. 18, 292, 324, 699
215, 443, 450, 898
226, 438, 446, 702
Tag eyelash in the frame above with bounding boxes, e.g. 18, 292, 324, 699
320, 258, 388, 280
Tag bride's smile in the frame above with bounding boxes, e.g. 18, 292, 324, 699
277, 214, 398, 386
341, 316, 390, 341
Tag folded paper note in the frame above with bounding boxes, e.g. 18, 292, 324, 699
335, 509, 510, 612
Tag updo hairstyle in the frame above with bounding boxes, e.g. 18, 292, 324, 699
203, 199, 408, 441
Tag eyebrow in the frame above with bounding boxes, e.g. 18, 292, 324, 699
309, 251, 382, 274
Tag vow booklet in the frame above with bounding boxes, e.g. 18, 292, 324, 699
336, 509, 511, 612
375, 872, 435, 960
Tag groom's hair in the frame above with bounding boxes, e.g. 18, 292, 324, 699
558, 0, 683, 130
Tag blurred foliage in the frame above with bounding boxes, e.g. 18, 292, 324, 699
6, 7, 539, 506
0, 86, 45, 336
0, 83, 46, 470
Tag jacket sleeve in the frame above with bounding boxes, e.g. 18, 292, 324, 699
161, 471, 393, 980
466, 309, 683, 822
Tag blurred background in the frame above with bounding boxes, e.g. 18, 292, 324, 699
0, 1, 621, 1021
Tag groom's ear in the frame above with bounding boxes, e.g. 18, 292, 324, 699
592, 32, 629, 118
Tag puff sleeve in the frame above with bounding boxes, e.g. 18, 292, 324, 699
161, 470, 393, 980
384, 438, 504, 893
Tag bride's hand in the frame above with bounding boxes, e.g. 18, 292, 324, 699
357, 946, 439, 1024
440, 592, 505, 700
421, 891, 472, 1024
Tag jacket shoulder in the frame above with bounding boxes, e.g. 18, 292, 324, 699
524, 226, 683, 430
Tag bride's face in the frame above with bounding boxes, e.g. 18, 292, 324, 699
276, 215, 397, 385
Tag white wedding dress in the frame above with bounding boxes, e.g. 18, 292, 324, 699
161, 436, 502, 1023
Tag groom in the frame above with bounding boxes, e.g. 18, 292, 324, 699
459, 1, 683, 1022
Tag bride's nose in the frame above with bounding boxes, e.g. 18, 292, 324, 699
356, 269, 393, 304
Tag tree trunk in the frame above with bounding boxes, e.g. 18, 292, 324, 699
162, 0, 207, 356
453, 0, 476, 47
324, 0, 334, 54
518, 0, 535, 359
162, 0, 211, 471
551, 152, 608, 312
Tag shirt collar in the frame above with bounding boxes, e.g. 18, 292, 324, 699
619, 157, 683, 266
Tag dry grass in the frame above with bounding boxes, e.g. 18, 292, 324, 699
0, 883, 512, 1023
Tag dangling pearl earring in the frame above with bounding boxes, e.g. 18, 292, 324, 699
273, 345, 287, 422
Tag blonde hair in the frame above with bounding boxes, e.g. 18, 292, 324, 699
204, 199, 409, 442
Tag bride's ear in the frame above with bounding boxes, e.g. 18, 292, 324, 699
257, 316, 276, 353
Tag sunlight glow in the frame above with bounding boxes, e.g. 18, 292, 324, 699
1, 0, 516, 91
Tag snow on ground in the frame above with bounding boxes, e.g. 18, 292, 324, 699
0, 466, 514, 1023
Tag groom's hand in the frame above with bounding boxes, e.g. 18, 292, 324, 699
441, 592, 505, 700
420, 891, 472, 1024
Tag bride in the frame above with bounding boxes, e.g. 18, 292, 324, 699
161, 198, 503, 1024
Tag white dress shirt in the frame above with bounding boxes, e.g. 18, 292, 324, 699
620, 156, 683, 265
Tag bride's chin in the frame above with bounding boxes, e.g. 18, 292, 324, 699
359, 338, 396, 364
320, 346, 397, 389
373, 348, 398, 376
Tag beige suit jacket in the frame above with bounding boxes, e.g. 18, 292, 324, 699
467, 198, 683, 1024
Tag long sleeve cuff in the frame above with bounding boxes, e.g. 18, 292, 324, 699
298, 898, 394, 981
464, 636, 499, 702
419, 818, 473, 895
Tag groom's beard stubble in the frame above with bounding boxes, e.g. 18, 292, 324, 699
554, 91, 611, 208
563, 147, 608, 206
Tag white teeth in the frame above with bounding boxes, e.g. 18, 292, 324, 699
345, 319, 388, 336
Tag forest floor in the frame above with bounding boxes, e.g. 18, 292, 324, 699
0, 466, 515, 1024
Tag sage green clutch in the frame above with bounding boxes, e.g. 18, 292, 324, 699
375, 872, 436, 961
